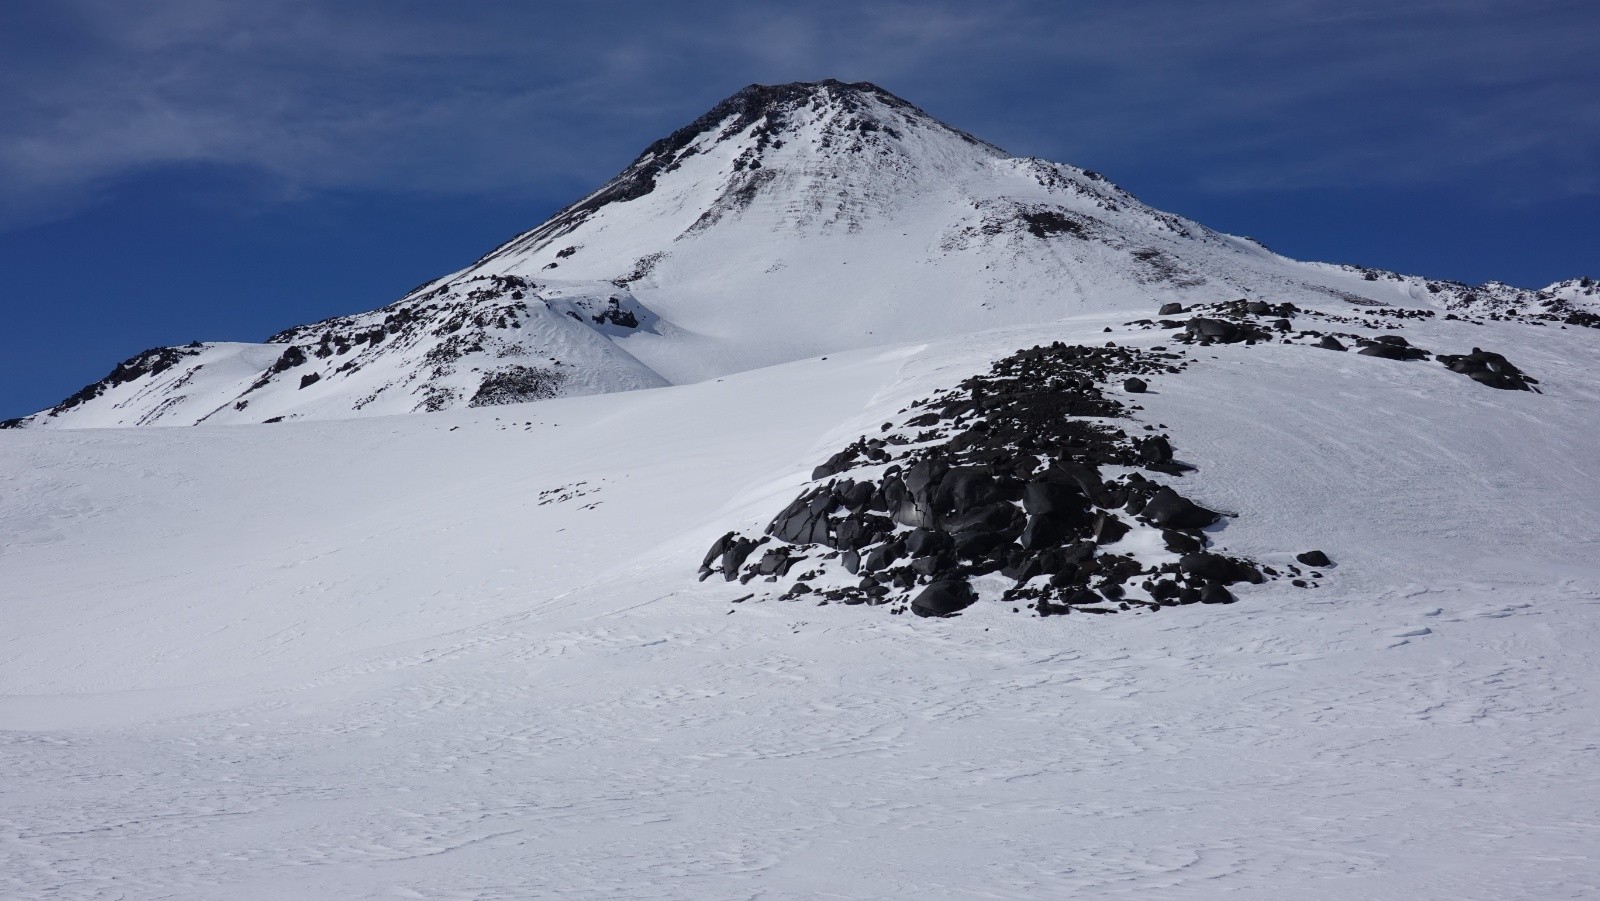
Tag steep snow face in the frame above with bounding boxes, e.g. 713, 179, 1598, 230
7, 79, 1591, 428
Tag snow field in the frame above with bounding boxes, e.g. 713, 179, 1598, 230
3, 312, 1599, 897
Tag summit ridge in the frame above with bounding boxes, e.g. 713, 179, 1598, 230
6, 80, 1590, 428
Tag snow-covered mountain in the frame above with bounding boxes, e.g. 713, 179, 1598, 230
7, 79, 1589, 429
5, 79, 1600, 898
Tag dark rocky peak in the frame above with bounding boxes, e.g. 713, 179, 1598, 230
601, 81, 928, 200
476, 80, 1001, 261
669, 79, 985, 152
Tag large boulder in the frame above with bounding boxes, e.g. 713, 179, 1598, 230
1357, 341, 1428, 361
1179, 552, 1261, 585
1186, 317, 1266, 344
1019, 512, 1073, 550
1296, 549, 1332, 568
933, 466, 1001, 515
1023, 480, 1085, 516
1040, 462, 1111, 507
905, 527, 953, 557
943, 501, 1025, 536
1092, 511, 1130, 544
701, 532, 735, 572
768, 487, 834, 545
902, 460, 947, 501
1134, 435, 1173, 464
911, 580, 977, 617
883, 476, 939, 529
1437, 348, 1534, 391
1139, 486, 1222, 530
721, 537, 760, 580
861, 540, 905, 573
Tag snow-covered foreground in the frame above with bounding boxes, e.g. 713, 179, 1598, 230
4, 312, 1599, 898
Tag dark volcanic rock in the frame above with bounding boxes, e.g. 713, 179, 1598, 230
934, 467, 1003, 515
1140, 486, 1222, 530
1164, 529, 1204, 555
269, 345, 308, 373
1185, 317, 1267, 344
1296, 550, 1332, 568
1134, 435, 1173, 465
1179, 553, 1237, 582
1357, 342, 1428, 361
1436, 348, 1535, 391
703, 339, 1279, 617
904, 527, 952, 557
944, 501, 1024, 537
911, 580, 976, 617
1092, 511, 1131, 544
702, 531, 735, 571
1020, 512, 1072, 550
1123, 377, 1148, 394
861, 541, 904, 572
723, 538, 760, 578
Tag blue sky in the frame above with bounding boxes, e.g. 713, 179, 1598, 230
2, 0, 1596, 419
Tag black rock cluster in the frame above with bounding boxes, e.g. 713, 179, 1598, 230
701, 342, 1277, 618
1356, 334, 1429, 361
468, 365, 567, 407
590, 297, 640, 328
1145, 299, 1301, 346
1131, 298, 1544, 396
1436, 348, 1538, 391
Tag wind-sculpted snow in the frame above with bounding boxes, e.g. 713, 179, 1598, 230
10, 79, 1591, 428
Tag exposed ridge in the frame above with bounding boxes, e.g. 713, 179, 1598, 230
472, 80, 1001, 265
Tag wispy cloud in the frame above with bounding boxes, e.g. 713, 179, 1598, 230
1, 0, 1595, 228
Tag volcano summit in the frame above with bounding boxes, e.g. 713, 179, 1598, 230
9, 80, 1590, 429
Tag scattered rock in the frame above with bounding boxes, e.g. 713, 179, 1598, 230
1296, 550, 1332, 567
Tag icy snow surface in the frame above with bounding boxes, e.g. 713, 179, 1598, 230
4, 308, 1599, 898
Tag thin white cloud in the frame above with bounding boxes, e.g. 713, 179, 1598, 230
0, 0, 1595, 228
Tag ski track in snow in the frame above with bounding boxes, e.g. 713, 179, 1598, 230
3, 315, 1600, 898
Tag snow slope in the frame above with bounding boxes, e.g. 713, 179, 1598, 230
4, 307, 1598, 897
8, 80, 1590, 428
